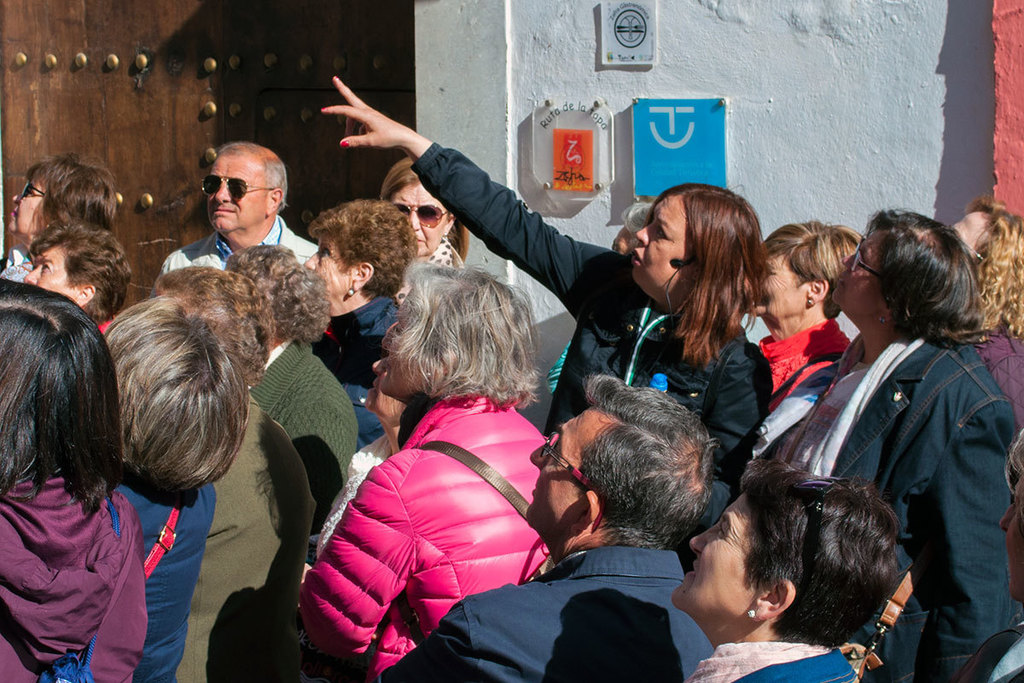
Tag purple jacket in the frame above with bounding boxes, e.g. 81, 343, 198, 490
0, 478, 147, 682
976, 328, 1024, 433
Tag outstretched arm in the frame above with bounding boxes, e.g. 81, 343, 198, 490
321, 77, 432, 159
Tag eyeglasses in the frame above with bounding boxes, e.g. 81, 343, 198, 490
789, 478, 837, 594
394, 203, 446, 227
852, 242, 882, 277
201, 175, 274, 201
20, 182, 45, 199
540, 432, 594, 490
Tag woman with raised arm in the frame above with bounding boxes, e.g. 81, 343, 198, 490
324, 77, 771, 524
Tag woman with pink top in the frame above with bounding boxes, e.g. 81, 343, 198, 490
300, 265, 547, 681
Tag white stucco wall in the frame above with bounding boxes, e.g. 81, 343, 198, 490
416, 0, 994, 426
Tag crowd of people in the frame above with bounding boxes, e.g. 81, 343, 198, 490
1, 74, 1023, 683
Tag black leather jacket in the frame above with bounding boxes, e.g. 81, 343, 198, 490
413, 144, 771, 518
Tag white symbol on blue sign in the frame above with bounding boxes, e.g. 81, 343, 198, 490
633, 98, 726, 195
648, 106, 695, 149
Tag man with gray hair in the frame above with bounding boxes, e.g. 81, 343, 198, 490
378, 375, 715, 682
160, 141, 316, 273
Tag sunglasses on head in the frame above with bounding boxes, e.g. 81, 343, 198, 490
394, 203, 446, 227
789, 478, 838, 594
202, 175, 274, 201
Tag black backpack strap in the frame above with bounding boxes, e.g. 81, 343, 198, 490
420, 440, 529, 518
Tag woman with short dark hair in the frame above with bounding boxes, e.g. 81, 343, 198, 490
673, 459, 900, 682
769, 210, 1015, 680
306, 200, 417, 447
0, 280, 145, 682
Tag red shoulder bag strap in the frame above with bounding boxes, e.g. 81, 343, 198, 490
144, 493, 183, 579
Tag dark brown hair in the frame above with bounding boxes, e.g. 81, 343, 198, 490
28, 152, 118, 232
741, 459, 900, 648
0, 280, 123, 512
308, 200, 417, 300
868, 210, 984, 345
30, 221, 131, 324
652, 184, 767, 367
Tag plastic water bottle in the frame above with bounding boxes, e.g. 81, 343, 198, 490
649, 373, 668, 392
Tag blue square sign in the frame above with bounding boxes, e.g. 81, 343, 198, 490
632, 98, 726, 195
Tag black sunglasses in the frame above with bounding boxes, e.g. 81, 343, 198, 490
789, 478, 837, 594
394, 203, 446, 227
202, 175, 274, 201
20, 181, 45, 199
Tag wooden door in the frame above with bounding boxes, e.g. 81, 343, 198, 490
1, 1, 414, 302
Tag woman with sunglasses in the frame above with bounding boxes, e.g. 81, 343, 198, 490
306, 200, 417, 448
324, 77, 771, 529
2, 153, 118, 282
767, 210, 1015, 681
381, 157, 469, 267
673, 459, 899, 683
300, 265, 546, 681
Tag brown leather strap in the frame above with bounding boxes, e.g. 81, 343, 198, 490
420, 440, 529, 518
395, 590, 426, 644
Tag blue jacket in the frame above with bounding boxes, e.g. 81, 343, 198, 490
805, 343, 1015, 682
735, 649, 856, 683
313, 296, 397, 448
413, 144, 771, 521
117, 476, 215, 683
377, 545, 712, 682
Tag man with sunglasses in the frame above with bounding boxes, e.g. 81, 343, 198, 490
160, 142, 316, 274
377, 375, 715, 683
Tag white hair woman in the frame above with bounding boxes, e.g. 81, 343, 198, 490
300, 265, 547, 680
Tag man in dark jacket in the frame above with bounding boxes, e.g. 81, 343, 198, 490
378, 375, 715, 683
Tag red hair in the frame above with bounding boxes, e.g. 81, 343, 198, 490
654, 184, 767, 367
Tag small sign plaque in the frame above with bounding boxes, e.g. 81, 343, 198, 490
632, 98, 726, 196
553, 129, 594, 192
602, 1, 657, 65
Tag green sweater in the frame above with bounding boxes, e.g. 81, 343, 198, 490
250, 342, 358, 533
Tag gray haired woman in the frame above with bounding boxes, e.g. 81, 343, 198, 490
300, 265, 548, 680
227, 245, 358, 537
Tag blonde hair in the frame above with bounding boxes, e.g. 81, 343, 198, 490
966, 196, 1024, 337
764, 221, 861, 319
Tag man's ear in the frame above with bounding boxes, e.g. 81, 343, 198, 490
568, 489, 603, 539
267, 187, 284, 215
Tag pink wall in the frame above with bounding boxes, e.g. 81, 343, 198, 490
994, 0, 1024, 213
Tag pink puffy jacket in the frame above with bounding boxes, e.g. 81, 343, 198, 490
299, 396, 547, 680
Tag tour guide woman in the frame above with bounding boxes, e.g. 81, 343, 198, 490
323, 77, 771, 521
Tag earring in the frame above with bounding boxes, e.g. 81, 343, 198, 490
347, 288, 355, 297
806, 297, 814, 307
878, 316, 886, 324
746, 609, 757, 619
